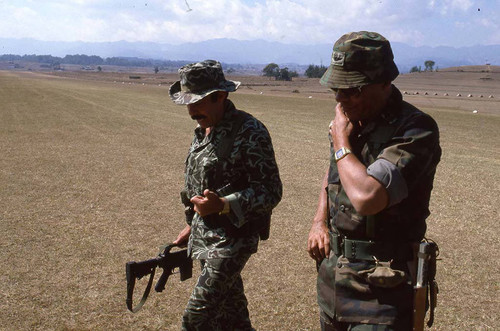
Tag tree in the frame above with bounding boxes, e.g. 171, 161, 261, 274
262, 63, 280, 79
277, 67, 291, 81
305, 64, 327, 78
410, 66, 420, 73
154, 66, 159, 74
424, 60, 435, 71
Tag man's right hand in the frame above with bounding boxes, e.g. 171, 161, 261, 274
307, 221, 330, 262
173, 225, 191, 248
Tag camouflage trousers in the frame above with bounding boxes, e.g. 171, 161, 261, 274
182, 254, 253, 331
320, 309, 412, 331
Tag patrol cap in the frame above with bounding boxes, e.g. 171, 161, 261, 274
320, 31, 399, 89
169, 59, 240, 105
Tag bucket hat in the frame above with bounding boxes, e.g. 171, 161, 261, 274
320, 31, 399, 89
169, 60, 240, 105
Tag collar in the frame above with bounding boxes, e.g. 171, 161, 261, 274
194, 99, 237, 141
358, 85, 402, 136
380, 85, 402, 124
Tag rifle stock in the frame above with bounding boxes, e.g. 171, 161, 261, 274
126, 243, 192, 313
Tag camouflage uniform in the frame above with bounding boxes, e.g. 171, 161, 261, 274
169, 60, 282, 330
182, 99, 282, 330
316, 32, 441, 330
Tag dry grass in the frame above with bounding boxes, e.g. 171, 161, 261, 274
0, 70, 499, 330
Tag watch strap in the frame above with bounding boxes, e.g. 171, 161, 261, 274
334, 147, 352, 162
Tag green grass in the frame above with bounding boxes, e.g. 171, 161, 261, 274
0, 71, 499, 330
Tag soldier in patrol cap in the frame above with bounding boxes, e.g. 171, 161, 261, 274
170, 59, 282, 330
307, 32, 441, 330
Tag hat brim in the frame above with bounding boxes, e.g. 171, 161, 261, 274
169, 80, 241, 105
320, 65, 372, 89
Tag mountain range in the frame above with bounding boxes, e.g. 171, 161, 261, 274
1, 37, 499, 73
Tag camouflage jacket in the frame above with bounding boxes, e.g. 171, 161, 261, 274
183, 99, 282, 260
318, 86, 441, 324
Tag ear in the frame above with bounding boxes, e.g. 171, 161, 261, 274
382, 81, 392, 89
382, 81, 393, 95
219, 91, 229, 101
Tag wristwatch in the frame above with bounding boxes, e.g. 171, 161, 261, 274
219, 199, 230, 215
334, 147, 352, 162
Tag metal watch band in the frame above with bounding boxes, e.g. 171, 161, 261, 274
334, 147, 352, 162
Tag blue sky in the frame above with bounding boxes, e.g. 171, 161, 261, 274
1, 0, 498, 47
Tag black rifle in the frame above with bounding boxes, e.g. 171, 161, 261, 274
126, 243, 193, 312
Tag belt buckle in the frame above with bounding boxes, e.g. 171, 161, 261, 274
350, 239, 357, 259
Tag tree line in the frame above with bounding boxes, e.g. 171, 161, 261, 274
262, 63, 328, 79
262, 63, 298, 81
0, 54, 189, 68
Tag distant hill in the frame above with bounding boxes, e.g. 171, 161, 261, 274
1, 37, 499, 74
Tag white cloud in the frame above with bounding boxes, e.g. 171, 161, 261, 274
428, 0, 473, 15
0, 0, 498, 46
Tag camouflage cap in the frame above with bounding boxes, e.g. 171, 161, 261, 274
320, 31, 399, 89
169, 59, 240, 105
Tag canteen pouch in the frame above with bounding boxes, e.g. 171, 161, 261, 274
358, 259, 407, 288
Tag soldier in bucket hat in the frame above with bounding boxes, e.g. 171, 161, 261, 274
170, 60, 282, 330
307, 32, 441, 330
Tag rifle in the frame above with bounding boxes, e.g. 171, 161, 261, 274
413, 240, 439, 330
126, 243, 193, 313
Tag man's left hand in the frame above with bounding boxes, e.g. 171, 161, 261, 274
330, 103, 356, 149
190, 189, 224, 217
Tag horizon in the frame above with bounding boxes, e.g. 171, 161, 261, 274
2, 37, 499, 70
3, 36, 500, 49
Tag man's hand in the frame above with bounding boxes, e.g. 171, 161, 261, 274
173, 225, 191, 247
307, 221, 330, 262
190, 189, 224, 217
330, 103, 357, 150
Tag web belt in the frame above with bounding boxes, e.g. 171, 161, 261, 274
330, 232, 414, 261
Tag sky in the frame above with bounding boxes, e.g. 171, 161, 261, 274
1, 0, 499, 47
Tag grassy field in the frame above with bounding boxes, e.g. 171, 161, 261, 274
0, 70, 499, 330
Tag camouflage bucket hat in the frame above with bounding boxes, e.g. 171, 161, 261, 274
169, 60, 241, 105
320, 31, 399, 89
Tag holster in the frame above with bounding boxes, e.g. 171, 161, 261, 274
412, 240, 439, 329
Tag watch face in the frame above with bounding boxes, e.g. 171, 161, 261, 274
335, 148, 344, 159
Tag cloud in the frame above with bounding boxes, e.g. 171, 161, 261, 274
0, 0, 497, 47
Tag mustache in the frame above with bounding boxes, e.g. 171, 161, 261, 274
191, 115, 206, 120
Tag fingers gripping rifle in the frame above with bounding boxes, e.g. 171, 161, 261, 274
126, 243, 193, 313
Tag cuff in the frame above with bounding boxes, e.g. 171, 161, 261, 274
367, 158, 408, 207
224, 193, 247, 228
